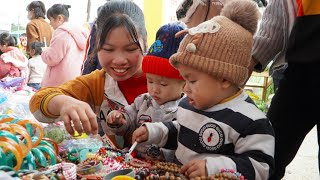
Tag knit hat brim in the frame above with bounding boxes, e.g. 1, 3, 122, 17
170, 52, 248, 85
142, 55, 184, 80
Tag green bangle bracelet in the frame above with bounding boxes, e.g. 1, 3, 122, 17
21, 151, 36, 170
39, 140, 54, 150
0, 148, 7, 166
68, 148, 82, 162
36, 145, 57, 165
31, 148, 47, 167
5, 153, 14, 167
11, 119, 33, 136
0, 130, 20, 143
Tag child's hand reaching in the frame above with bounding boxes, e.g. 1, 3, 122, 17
132, 125, 149, 143
180, 159, 207, 178
106, 110, 127, 126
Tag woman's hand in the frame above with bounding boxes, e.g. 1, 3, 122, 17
180, 159, 207, 178
48, 95, 98, 135
106, 110, 126, 126
132, 125, 148, 143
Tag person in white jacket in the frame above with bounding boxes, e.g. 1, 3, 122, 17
27, 41, 47, 90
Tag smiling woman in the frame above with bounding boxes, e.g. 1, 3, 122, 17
29, 0, 148, 150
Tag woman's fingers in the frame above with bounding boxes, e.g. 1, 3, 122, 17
60, 100, 98, 136
69, 110, 83, 135
61, 113, 74, 135
86, 108, 98, 135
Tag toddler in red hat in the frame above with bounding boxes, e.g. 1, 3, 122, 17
106, 22, 186, 160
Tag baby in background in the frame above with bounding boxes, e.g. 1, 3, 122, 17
28, 41, 47, 90
132, 0, 275, 179
106, 23, 186, 160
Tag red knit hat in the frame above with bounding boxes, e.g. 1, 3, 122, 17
142, 23, 186, 80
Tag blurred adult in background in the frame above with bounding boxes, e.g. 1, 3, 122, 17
176, 0, 266, 28
26, 1, 53, 56
249, 0, 320, 179
81, 6, 103, 75
40, 4, 88, 88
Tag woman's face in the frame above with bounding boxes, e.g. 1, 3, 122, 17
98, 26, 144, 81
27, 10, 34, 20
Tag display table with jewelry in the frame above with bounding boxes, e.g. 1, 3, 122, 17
0, 117, 246, 180
0, 117, 247, 180
0, 85, 247, 180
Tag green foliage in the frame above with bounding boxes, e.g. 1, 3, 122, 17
246, 82, 274, 113
11, 23, 26, 32
255, 99, 268, 113
266, 82, 274, 99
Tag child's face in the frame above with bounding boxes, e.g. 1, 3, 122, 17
30, 49, 35, 57
49, 16, 63, 30
98, 26, 144, 81
146, 73, 185, 105
20, 37, 27, 47
177, 64, 229, 110
0, 44, 6, 52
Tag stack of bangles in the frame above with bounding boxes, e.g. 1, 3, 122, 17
0, 117, 58, 171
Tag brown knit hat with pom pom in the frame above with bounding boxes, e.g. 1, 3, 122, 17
170, 0, 260, 86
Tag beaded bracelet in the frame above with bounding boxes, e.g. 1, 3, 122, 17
129, 157, 151, 168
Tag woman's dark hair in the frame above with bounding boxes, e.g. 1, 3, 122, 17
47, 4, 71, 21
92, 0, 147, 58
0, 32, 16, 46
29, 41, 44, 55
26, 1, 46, 19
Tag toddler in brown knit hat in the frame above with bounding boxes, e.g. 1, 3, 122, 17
133, 0, 275, 179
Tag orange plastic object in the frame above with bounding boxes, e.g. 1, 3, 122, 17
0, 117, 14, 123
8, 124, 32, 157
0, 123, 15, 133
16, 120, 44, 147
0, 137, 23, 171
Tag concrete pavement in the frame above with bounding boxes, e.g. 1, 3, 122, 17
283, 127, 319, 179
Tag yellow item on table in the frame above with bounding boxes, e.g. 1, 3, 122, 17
112, 175, 136, 180
73, 131, 89, 139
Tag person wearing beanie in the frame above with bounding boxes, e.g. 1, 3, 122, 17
132, 0, 275, 179
106, 23, 186, 160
